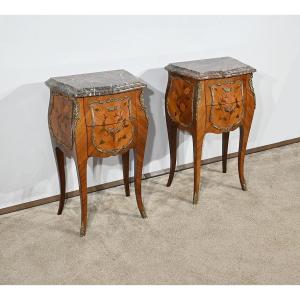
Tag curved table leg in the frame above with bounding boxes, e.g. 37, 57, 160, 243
54, 147, 66, 215
222, 132, 230, 173
166, 113, 177, 187
122, 151, 130, 197
193, 131, 205, 205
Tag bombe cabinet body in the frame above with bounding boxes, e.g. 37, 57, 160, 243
46, 70, 148, 236
165, 57, 256, 204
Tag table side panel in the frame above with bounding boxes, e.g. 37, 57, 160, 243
166, 75, 195, 128
49, 93, 74, 151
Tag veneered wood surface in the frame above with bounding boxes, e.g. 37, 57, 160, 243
122, 151, 130, 197
133, 89, 148, 219
165, 75, 178, 187
205, 76, 245, 132
85, 90, 139, 158
238, 74, 255, 191
86, 120, 134, 156
48, 87, 147, 237
192, 81, 206, 204
49, 94, 73, 150
206, 102, 244, 132
53, 146, 66, 215
166, 76, 194, 128
165, 72, 256, 204
84, 90, 137, 126
89, 99, 131, 126
207, 79, 243, 105
222, 132, 230, 173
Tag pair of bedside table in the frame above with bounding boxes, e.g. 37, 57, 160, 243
46, 57, 256, 236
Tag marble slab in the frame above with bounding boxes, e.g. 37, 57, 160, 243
165, 57, 256, 80
45, 69, 146, 97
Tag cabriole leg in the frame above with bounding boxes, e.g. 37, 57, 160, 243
122, 151, 130, 197
192, 132, 205, 205
222, 132, 230, 173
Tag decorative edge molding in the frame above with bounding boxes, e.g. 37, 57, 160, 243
165, 66, 256, 81
46, 78, 146, 98
248, 73, 256, 109
1, 137, 299, 216
71, 96, 80, 142
194, 80, 202, 122
139, 90, 149, 124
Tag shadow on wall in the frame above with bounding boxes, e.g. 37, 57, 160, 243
0, 67, 268, 208
139, 67, 185, 168
0, 82, 56, 197
115, 67, 187, 176
0, 70, 180, 207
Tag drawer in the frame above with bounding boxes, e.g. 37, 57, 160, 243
167, 76, 194, 127
206, 78, 244, 106
87, 119, 134, 155
207, 101, 244, 131
85, 95, 132, 126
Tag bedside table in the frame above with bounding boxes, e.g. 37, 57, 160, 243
46, 70, 148, 236
164, 57, 256, 204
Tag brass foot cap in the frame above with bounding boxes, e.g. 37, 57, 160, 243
193, 193, 199, 205
80, 226, 87, 237
242, 183, 248, 191
140, 210, 147, 219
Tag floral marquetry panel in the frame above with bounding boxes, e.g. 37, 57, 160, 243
89, 97, 131, 126
205, 77, 245, 132
207, 101, 244, 132
84, 90, 136, 127
208, 79, 244, 106
49, 94, 73, 150
167, 77, 194, 128
87, 120, 134, 156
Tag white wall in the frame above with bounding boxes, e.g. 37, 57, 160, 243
0, 16, 300, 209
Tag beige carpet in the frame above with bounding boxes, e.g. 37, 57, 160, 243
1, 143, 300, 284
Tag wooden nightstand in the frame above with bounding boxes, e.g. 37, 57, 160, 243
46, 70, 148, 236
165, 57, 256, 204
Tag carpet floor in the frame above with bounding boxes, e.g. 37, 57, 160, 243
1, 143, 300, 284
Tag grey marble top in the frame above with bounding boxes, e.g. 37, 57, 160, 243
45, 69, 146, 97
165, 57, 256, 80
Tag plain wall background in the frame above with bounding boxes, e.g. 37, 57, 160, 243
0, 16, 300, 209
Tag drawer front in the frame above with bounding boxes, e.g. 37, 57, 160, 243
207, 102, 243, 132
85, 95, 132, 126
84, 90, 140, 156
87, 120, 134, 155
208, 79, 244, 106
167, 77, 194, 127
205, 77, 245, 131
